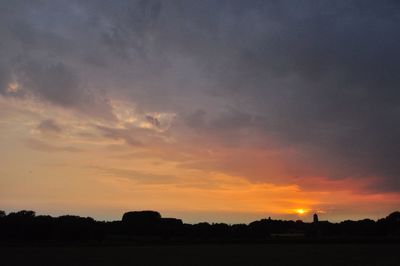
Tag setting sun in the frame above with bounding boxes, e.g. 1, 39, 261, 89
295, 209, 307, 215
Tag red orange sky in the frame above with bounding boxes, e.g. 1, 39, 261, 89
1, 1, 400, 223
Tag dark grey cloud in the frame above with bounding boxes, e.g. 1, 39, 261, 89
223, 1, 400, 190
1, 1, 400, 191
15, 60, 115, 120
18, 61, 80, 107
214, 2, 399, 190
175, 1, 400, 191
0, 0, 115, 120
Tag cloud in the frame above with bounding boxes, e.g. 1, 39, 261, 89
91, 166, 177, 185
1, 0, 400, 193
37, 119, 62, 134
173, 1, 400, 191
14, 60, 115, 121
104, 0, 400, 191
0, 1, 115, 121
96, 125, 143, 147
25, 138, 83, 153
145, 115, 160, 128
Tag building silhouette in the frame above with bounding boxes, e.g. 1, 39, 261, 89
313, 213, 319, 223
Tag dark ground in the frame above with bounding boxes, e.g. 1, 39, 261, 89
1, 244, 399, 266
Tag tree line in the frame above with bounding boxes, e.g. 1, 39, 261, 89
0, 210, 399, 243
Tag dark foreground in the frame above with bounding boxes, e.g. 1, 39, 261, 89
1, 244, 399, 266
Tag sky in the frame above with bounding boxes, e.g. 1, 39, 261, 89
1, 0, 400, 223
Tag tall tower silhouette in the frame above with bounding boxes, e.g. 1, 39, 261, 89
313, 213, 319, 223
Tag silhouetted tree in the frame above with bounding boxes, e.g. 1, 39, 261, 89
210, 223, 231, 238
1, 209, 400, 243
231, 224, 248, 238
191, 222, 212, 239
122, 211, 161, 223
122, 211, 162, 236
160, 218, 184, 238
8, 210, 36, 219
387, 211, 400, 222
249, 219, 271, 238
3, 210, 36, 240
55, 215, 101, 240
380, 211, 400, 236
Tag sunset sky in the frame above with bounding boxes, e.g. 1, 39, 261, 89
1, 1, 400, 223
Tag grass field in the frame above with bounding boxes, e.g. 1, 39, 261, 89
1, 244, 398, 266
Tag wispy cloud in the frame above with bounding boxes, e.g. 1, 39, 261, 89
37, 119, 62, 135
90, 166, 178, 185
25, 138, 83, 153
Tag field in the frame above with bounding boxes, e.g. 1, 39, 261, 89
1, 244, 399, 266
